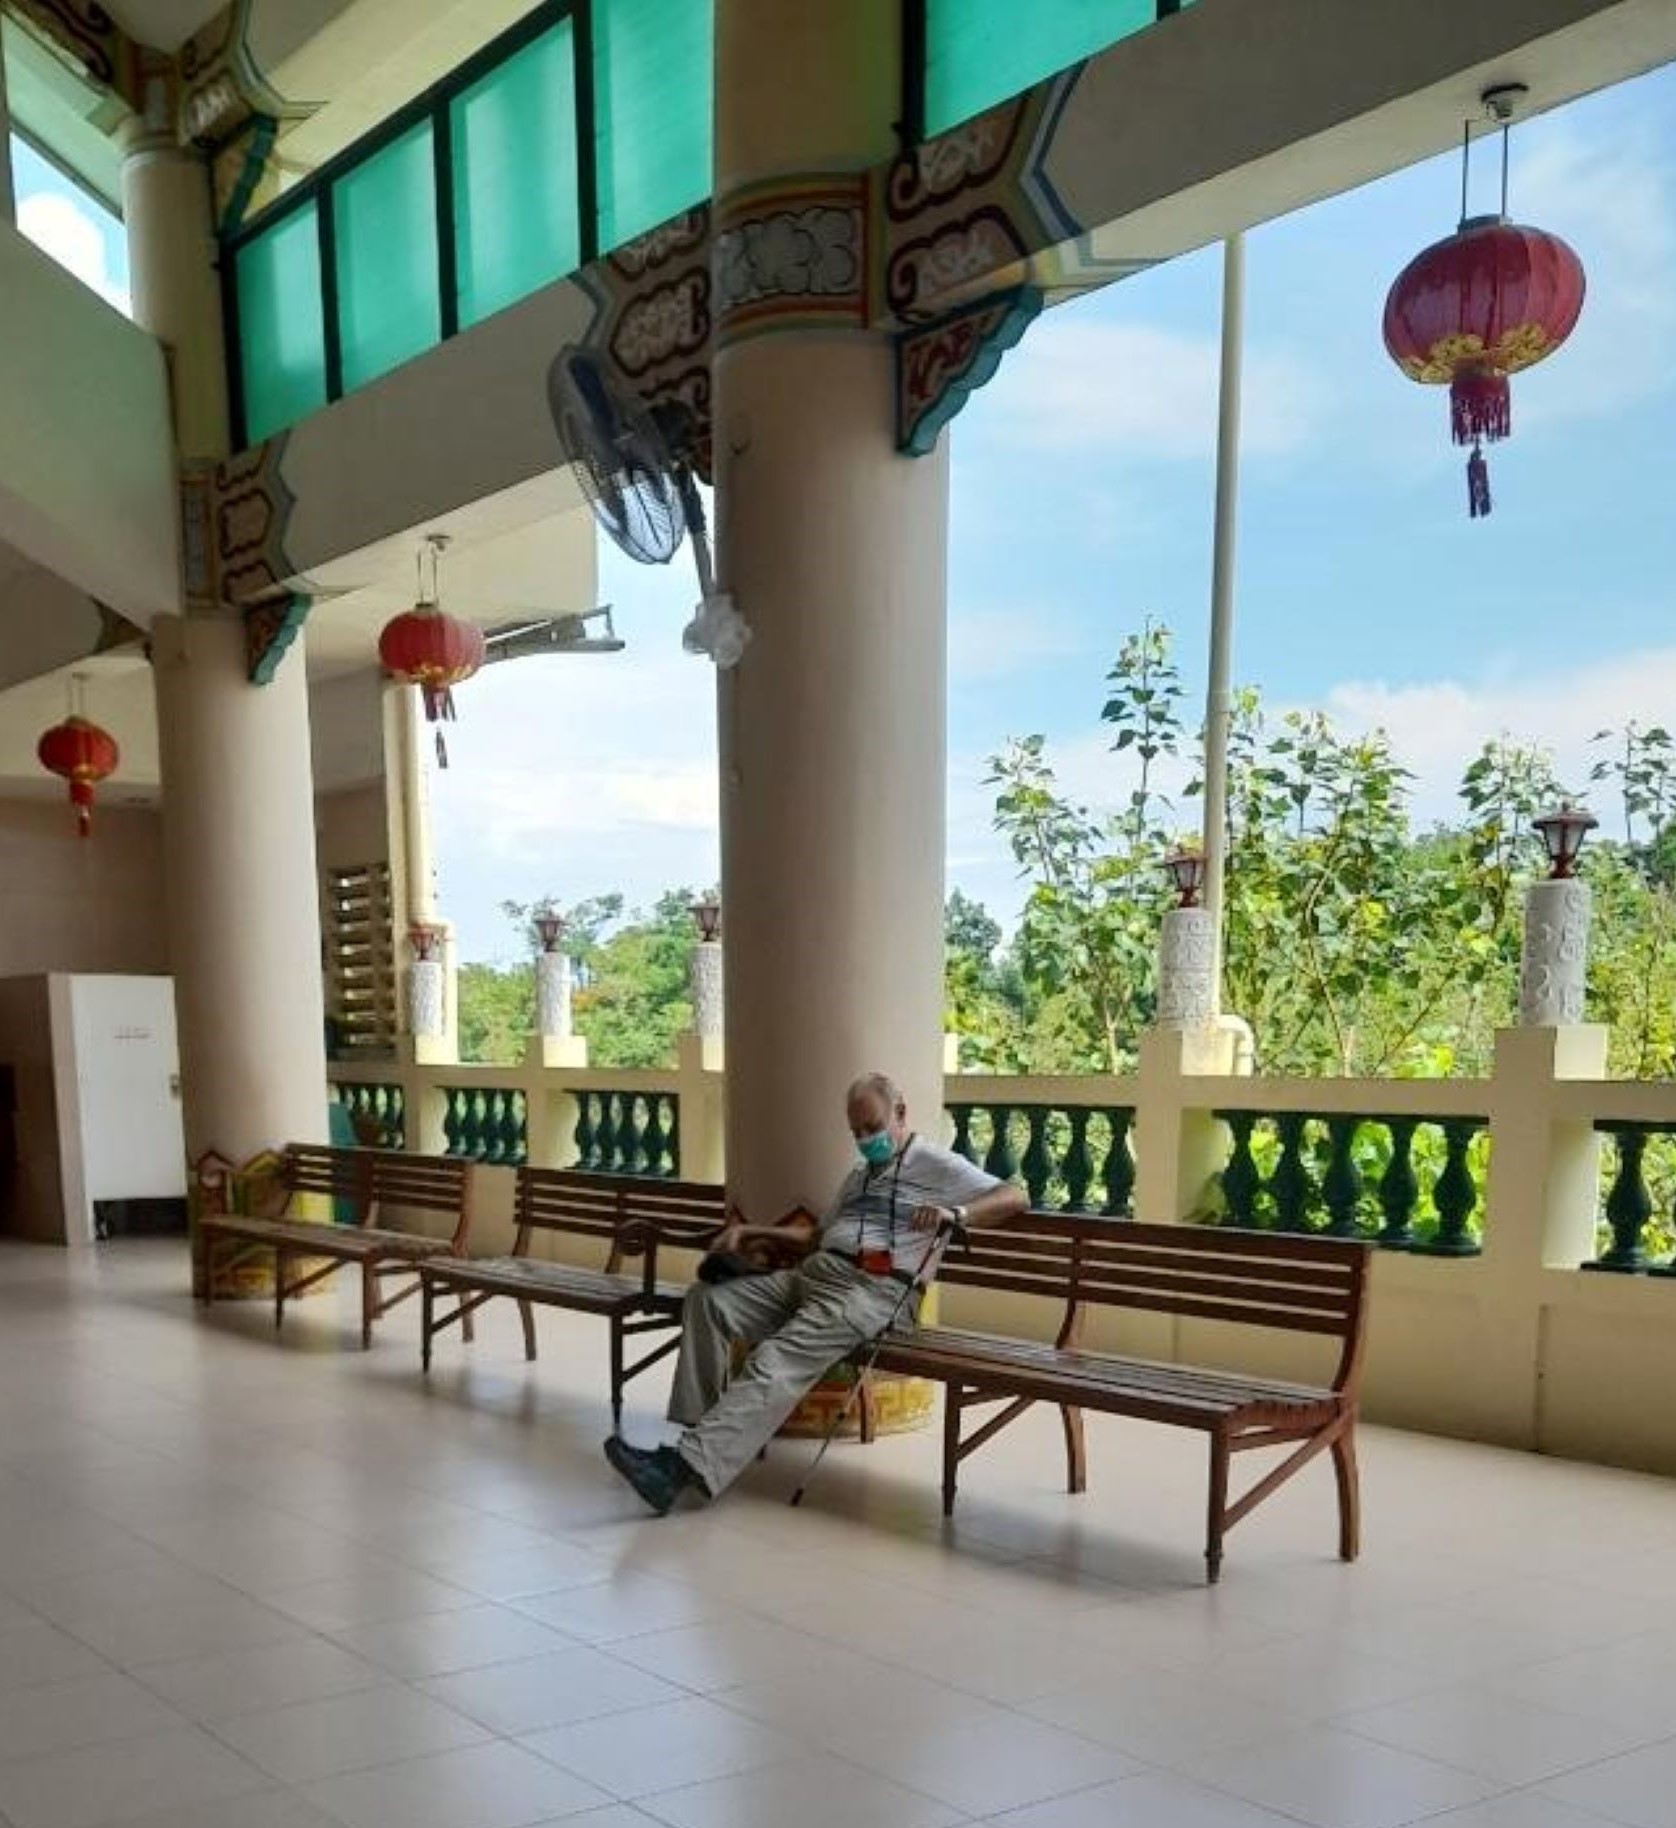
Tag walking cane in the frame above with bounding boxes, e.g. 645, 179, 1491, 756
789, 1211, 967, 1508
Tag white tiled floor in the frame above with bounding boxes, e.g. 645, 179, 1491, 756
2, 1241, 1674, 1828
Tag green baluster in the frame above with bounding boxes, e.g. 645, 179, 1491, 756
596, 1094, 621, 1173
442, 1088, 466, 1158
949, 1105, 978, 1165
505, 1091, 528, 1167
1422, 1119, 1482, 1257
573, 1090, 598, 1170
1269, 1114, 1314, 1232
1376, 1117, 1420, 1250
1322, 1116, 1363, 1238
1592, 1126, 1652, 1271
625, 1096, 650, 1169
666, 1095, 682, 1177
1220, 1112, 1261, 1228
983, 1105, 1018, 1183
1021, 1107, 1053, 1209
642, 1095, 669, 1177
1101, 1109, 1136, 1216
478, 1091, 504, 1165
1063, 1108, 1095, 1213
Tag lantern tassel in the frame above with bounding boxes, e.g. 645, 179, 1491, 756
435, 729, 449, 771
71, 779, 94, 839
1467, 442, 1493, 520
1450, 366, 1511, 446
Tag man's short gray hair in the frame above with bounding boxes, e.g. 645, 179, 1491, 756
846, 1072, 902, 1110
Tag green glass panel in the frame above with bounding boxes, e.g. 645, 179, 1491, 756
592, 0, 713, 251
924, 0, 1189, 137
333, 120, 440, 391
235, 202, 325, 442
452, 21, 580, 328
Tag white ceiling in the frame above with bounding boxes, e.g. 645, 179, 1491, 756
0, 493, 605, 806
101, 0, 226, 51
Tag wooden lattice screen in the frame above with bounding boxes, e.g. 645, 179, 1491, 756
321, 861, 397, 1058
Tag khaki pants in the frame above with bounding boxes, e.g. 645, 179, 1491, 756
670, 1252, 913, 1497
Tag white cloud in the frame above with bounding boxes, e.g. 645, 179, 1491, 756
1500, 114, 1676, 429
16, 192, 131, 315
950, 605, 1090, 680
976, 319, 1328, 462
1321, 644, 1676, 833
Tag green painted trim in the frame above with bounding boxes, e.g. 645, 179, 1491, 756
218, 114, 278, 238
246, 592, 310, 684
898, 285, 1042, 458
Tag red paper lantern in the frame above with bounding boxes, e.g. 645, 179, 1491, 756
37, 714, 119, 838
378, 606, 484, 768
1384, 214, 1585, 518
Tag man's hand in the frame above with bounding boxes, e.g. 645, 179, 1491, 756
909, 1204, 958, 1235
710, 1220, 746, 1255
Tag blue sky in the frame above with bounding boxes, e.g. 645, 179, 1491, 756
14, 65, 1676, 968
7, 133, 130, 310
431, 59, 1676, 964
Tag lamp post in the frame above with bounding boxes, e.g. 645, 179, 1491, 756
533, 907, 573, 1041
1519, 805, 1596, 1026
1156, 848, 1216, 1030
690, 896, 723, 1040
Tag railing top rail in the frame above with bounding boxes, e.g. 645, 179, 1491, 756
1561, 1082, 1676, 1128
945, 1075, 1140, 1104
1187, 1077, 1491, 1120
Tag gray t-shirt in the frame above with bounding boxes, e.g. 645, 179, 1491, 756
820, 1136, 1003, 1276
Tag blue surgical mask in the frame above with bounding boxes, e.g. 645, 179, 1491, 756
857, 1130, 894, 1167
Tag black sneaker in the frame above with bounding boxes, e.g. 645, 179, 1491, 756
603, 1438, 695, 1516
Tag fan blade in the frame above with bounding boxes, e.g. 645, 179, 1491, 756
547, 345, 688, 568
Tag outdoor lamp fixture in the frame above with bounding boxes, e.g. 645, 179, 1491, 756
533, 909, 566, 953
408, 923, 441, 962
690, 896, 722, 943
1382, 83, 1585, 519
1533, 805, 1598, 880
1162, 848, 1207, 909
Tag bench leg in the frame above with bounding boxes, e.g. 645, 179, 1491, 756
198, 1231, 212, 1306
941, 1386, 962, 1517
857, 1375, 877, 1446
421, 1276, 434, 1373
1061, 1404, 1087, 1495
460, 1290, 475, 1344
274, 1249, 288, 1331
609, 1317, 625, 1431
1206, 1432, 1230, 1585
361, 1264, 376, 1350
1332, 1417, 1361, 1563
519, 1298, 537, 1362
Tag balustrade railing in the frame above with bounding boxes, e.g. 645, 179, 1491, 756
573, 1088, 681, 1178
1591, 1122, 1676, 1272
948, 1100, 1135, 1214
330, 1079, 406, 1150
1213, 1109, 1489, 1253
441, 1085, 528, 1165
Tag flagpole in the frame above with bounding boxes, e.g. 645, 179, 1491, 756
1201, 232, 1245, 1012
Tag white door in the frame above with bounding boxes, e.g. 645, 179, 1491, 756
69, 976, 186, 1219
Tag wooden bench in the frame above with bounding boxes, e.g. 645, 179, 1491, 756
419, 1169, 728, 1425
197, 1145, 474, 1349
869, 1217, 1369, 1582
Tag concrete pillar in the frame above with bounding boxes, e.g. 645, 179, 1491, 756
152, 614, 329, 1164
1156, 907, 1217, 1029
120, 83, 229, 459
1519, 878, 1590, 1027
714, 0, 949, 1218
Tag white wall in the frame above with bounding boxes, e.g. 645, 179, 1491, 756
0, 225, 178, 624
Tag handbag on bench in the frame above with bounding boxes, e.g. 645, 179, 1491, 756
697, 1206, 818, 1283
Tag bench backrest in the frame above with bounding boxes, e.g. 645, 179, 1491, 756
512, 1168, 727, 1266
285, 1144, 473, 1250
940, 1216, 1369, 1395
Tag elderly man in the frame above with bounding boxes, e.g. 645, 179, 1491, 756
604, 1071, 1026, 1513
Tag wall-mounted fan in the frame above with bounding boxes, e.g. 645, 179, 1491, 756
547, 344, 750, 669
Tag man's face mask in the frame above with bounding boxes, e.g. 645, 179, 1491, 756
857, 1128, 895, 1167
